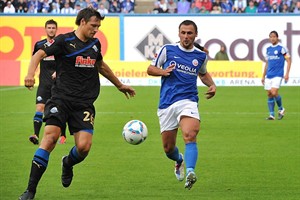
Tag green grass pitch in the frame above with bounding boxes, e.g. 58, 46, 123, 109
0, 86, 299, 200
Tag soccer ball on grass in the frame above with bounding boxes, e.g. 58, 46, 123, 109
122, 120, 148, 145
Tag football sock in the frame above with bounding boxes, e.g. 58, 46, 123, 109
267, 97, 275, 116
166, 146, 183, 164
64, 146, 86, 168
275, 95, 283, 110
33, 112, 43, 137
185, 142, 198, 174
27, 148, 49, 193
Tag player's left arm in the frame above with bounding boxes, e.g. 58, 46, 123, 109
97, 60, 135, 98
284, 54, 291, 83
199, 72, 216, 99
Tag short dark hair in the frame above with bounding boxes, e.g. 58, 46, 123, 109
75, 7, 105, 26
269, 30, 278, 37
179, 20, 198, 34
45, 19, 57, 28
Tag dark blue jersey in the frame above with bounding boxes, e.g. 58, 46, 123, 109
42, 32, 102, 104
33, 39, 56, 86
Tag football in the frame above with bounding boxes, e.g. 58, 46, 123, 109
122, 120, 148, 145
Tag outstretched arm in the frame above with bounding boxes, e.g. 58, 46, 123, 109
24, 49, 47, 90
199, 73, 216, 99
147, 64, 175, 77
97, 60, 135, 98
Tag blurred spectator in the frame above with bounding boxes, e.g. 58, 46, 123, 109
199, 5, 210, 12
293, 0, 300, 13
60, 2, 74, 13
177, 0, 190, 13
16, 0, 28, 13
167, 0, 177, 13
73, 3, 82, 13
75, 0, 86, 9
202, 0, 212, 11
280, 3, 290, 11
212, 0, 222, 11
188, 1, 200, 13
50, 2, 60, 13
194, 0, 202, 9
152, 1, 164, 13
220, 0, 233, 13
257, 0, 270, 12
233, 0, 246, 12
41, 0, 51, 13
280, 0, 292, 11
4, 1, 16, 12
211, 4, 222, 12
99, 0, 109, 10
97, 2, 108, 14
86, 0, 97, 9
158, 0, 168, 12
121, 0, 134, 13
270, 2, 280, 12
27, 0, 37, 13
245, 0, 257, 12
214, 45, 229, 60
0, 0, 5, 12
109, 0, 121, 13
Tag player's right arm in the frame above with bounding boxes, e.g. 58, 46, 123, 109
24, 49, 47, 90
262, 61, 268, 85
147, 64, 175, 77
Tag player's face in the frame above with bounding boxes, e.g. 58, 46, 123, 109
83, 16, 101, 39
269, 33, 278, 45
45, 24, 57, 40
178, 24, 197, 49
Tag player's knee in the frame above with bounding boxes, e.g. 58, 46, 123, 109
163, 143, 175, 154
76, 142, 92, 156
183, 131, 198, 143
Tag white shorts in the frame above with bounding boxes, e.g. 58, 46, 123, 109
264, 77, 283, 90
157, 99, 200, 133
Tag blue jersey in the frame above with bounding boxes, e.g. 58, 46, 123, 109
265, 43, 289, 78
151, 43, 207, 109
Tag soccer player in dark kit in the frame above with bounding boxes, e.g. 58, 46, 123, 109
28, 19, 67, 145
19, 8, 136, 200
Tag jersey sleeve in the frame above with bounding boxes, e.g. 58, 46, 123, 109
150, 45, 167, 68
32, 43, 39, 56
41, 34, 64, 56
281, 45, 290, 58
199, 57, 208, 75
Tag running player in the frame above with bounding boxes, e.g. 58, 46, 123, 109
262, 30, 292, 120
19, 8, 135, 200
147, 20, 216, 190
28, 19, 67, 145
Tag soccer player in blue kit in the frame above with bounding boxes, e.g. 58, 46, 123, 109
262, 31, 291, 120
147, 20, 216, 190
19, 8, 135, 200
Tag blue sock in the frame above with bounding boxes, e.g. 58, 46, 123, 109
166, 146, 183, 164
185, 142, 198, 173
275, 95, 283, 110
267, 97, 275, 116
64, 146, 87, 168
33, 148, 50, 167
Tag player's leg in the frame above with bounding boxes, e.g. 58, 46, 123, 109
272, 77, 285, 119
61, 103, 95, 187
158, 106, 184, 181
264, 78, 276, 120
19, 125, 61, 200
161, 130, 184, 181
29, 103, 45, 145
180, 116, 199, 190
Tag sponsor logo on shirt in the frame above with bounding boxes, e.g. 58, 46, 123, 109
75, 56, 96, 68
43, 55, 55, 61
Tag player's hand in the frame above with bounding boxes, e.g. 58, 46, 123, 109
163, 64, 175, 76
118, 85, 136, 99
52, 71, 57, 80
24, 75, 35, 90
261, 77, 265, 85
284, 74, 289, 83
205, 85, 216, 99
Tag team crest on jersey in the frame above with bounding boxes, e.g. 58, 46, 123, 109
92, 45, 98, 52
274, 50, 278, 55
75, 56, 96, 68
192, 59, 198, 67
44, 39, 55, 48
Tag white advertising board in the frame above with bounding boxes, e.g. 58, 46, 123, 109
123, 15, 300, 84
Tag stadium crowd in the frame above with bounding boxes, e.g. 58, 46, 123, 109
151, 0, 300, 14
0, 0, 135, 14
1, 0, 299, 14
